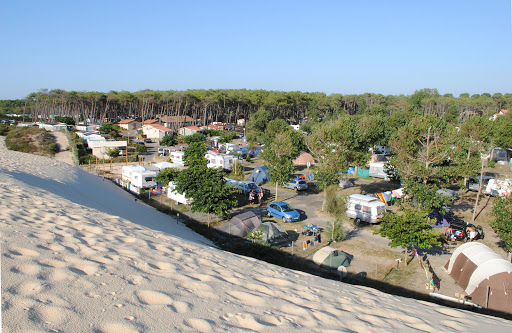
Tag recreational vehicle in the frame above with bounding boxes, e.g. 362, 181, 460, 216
170, 151, 185, 166
121, 165, 159, 189
345, 194, 386, 224
368, 162, 390, 180
206, 151, 235, 171
167, 181, 193, 205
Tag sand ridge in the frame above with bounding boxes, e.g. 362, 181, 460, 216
1, 136, 512, 332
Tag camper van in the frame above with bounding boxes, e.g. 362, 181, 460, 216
368, 162, 390, 180
167, 181, 193, 205
121, 165, 159, 189
205, 151, 235, 171
373, 145, 392, 156
346, 194, 386, 224
170, 151, 185, 166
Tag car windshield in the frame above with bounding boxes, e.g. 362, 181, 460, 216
247, 183, 257, 189
298, 181, 306, 185
281, 204, 295, 212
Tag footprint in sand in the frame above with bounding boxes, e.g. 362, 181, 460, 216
226, 291, 267, 307
136, 290, 173, 305
183, 318, 214, 332
96, 323, 139, 333
221, 313, 273, 331
9, 247, 40, 257
12, 263, 40, 275
13, 281, 43, 296
32, 304, 76, 325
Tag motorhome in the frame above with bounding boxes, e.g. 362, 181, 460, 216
373, 145, 392, 156
167, 181, 193, 205
170, 151, 185, 166
368, 162, 389, 180
345, 194, 386, 224
121, 165, 159, 189
205, 151, 235, 171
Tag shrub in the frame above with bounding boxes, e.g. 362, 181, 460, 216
0, 124, 10, 136
325, 219, 347, 242
136, 144, 147, 153
245, 153, 251, 162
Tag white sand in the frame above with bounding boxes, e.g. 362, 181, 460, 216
1, 136, 512, 332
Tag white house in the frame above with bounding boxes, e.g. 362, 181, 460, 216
142, 124, 174, 141
88, 140, 127, 159
178, 126, 204, 136
205, 151, 235, 171
160, 115, 195, 129
121, 165, 159, 189
117, 119, 141, 130
75, 124, 99, 131
170, 151, 185, 166
37, 122, 68, 131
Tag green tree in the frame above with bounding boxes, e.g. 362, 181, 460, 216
160, 133, 178, 146
135, 144, 147, 153
155, 167, 179, 185
375, 209, 440, 249
183, 141, 207, 167
99, 122, 121, 138
183, 132, 206, 144
490, 195, 512, 259
175, 166, 237, 226
260, 132, 296, 201
55, 116, 75, 125
107, 148, 120, 158
245, 107, 271, 146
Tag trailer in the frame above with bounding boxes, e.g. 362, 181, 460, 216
121, 165, 159, 189
167, 181, 193, 205
205, 151, 235, 171
170, 151, 185, 166
369, 162, 390, 180
346, 194, 386, 224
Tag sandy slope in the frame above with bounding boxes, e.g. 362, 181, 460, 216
1, 137, 511, 333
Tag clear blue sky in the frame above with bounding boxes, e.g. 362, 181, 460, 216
1, 0, 511, 100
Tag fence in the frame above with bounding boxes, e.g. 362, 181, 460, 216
64, 128, 80, 166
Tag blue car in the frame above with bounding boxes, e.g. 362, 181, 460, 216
266, 201, 301, 222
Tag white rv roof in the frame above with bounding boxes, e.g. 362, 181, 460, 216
348, 194, 378, 203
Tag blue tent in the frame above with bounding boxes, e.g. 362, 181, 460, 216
248, 166, 270, 184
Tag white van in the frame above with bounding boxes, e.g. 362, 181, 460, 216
345, 194, 386, 224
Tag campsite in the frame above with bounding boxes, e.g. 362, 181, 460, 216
80, 146, 511, 312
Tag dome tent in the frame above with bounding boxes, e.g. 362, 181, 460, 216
219, 211, 261, 237
444, 242, 512, 313
251, 222, 289, 246
313, 246, 352, 270
248, 166, 270, 184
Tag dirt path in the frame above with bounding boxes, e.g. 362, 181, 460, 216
52, 131, 75, 166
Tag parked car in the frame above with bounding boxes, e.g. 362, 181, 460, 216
144, 138, 152, 143
467, 176, 494, 192
282, 178, 308, 191
236, 181, 269, 196
266, 201, 301, 222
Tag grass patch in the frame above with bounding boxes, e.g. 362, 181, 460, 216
5, 127, 59, 156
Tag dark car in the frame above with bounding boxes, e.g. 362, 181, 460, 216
144, 138, 152, 143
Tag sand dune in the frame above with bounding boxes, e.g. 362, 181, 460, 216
2, 136, 512, 332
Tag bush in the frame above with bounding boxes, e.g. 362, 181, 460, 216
0, 124, 10, 136
136, 144, 147, 153
325, 219, 347, 242
47, 143, 60, 154
245, 153, 251, 162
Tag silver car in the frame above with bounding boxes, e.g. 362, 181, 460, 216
282, 179, 308, 191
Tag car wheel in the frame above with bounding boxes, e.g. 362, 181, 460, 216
267, 211, 272, 217
355, 218, 361, 224
282, 216, 287, 223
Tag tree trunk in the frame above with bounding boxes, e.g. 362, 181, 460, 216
275, 182, 278, 202
471, 156, 486, 222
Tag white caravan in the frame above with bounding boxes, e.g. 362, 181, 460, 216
206, 151, 235, 171
167, 181, 193, 205
345, 194, 386, 224
170, 151, 185, 166
121, 165, 159, 189
368, 162, 390, 180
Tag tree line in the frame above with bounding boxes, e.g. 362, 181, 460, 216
1, 88, 511, 129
